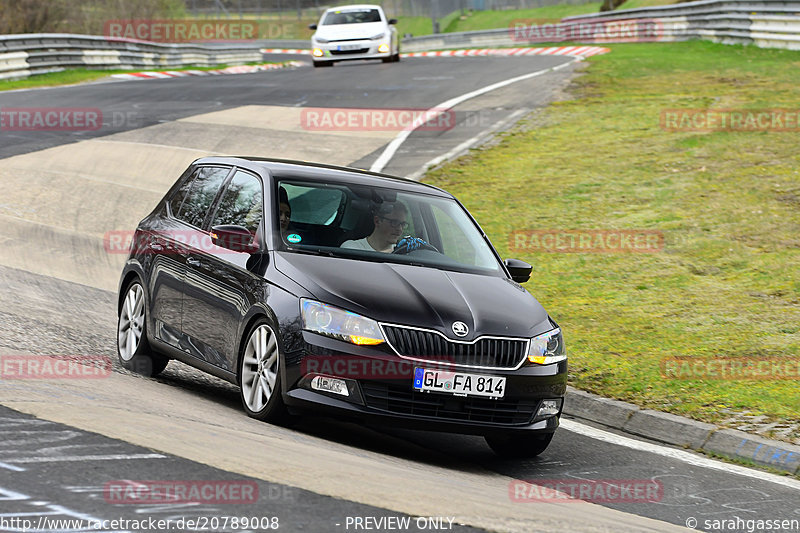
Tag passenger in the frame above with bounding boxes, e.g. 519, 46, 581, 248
342, 202, 408, 253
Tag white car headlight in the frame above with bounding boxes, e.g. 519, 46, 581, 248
301, 299, 385, 346
527, 328, 566, 365
314, 36, 330, 43
369, 32, 386, 40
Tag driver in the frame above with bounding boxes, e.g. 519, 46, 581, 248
342, 202, 408, 253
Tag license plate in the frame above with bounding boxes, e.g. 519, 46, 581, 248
337, 43, 362, 51
413, 367, 506, 399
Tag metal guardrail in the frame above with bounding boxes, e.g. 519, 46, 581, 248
0, 34, 263, 80
560, 0, 800, 49
3, 1, 798, 80
401, 0, 800, 51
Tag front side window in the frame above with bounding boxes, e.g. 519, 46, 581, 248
281, 183, 344, 226
172, 166, 231, 228
322, 9, 381, 25
209, 170, 263, 235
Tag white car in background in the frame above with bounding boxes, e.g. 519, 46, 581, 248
309, 4, 400, 67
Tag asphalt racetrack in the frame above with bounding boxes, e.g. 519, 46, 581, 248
1, 53, 799, 533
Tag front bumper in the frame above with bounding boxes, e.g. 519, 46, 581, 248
282, 331, 567, 436
312, 39, 392, 62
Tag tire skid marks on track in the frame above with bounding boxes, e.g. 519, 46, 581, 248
0, 415, 166, 467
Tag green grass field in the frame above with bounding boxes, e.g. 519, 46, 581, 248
403, 0, 679, 36
422, 41, 800, 439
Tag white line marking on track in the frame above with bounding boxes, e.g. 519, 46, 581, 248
369, 58, 580, 173
560, 419, 800, 491
6, 453, 166, 464
0, 462, 25, 472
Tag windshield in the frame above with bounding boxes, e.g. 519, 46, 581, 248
276, 179, 503, 276
321, 9, 382, 25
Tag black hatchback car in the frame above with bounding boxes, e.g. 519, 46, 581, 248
116, 157, 566, 457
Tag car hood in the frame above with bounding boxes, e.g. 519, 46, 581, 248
274, 252, 551, 340
314, 22, 386, 41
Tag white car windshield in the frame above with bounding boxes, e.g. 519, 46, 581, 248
322, 9, 382, 25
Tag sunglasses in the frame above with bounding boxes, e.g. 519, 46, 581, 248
379, 216, 409, 230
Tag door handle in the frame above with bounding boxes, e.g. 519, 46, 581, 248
187, 257, 202, 267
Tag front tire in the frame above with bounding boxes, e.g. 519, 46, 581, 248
485, 433, 553, 458
313, 60, 332, 68
238, 321, 290, 423
117, 280, 168, 377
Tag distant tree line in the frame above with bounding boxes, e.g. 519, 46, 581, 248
0, 0, 186, 34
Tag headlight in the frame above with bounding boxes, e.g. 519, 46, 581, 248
369, 32, 386, 40
314, 36, 330, 43
301, 299, 385, 346
527, 328, 565, 365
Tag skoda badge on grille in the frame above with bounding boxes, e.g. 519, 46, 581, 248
452, 321, 469, 337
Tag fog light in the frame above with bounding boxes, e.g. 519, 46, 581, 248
378, 43, 390, 53
310, 375, 349, 397
312, 48, 324, 57
536, 399, 562, 418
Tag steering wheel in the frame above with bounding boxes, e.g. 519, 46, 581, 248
392, 235, 440, 255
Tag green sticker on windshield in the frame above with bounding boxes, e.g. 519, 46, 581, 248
287, 233, 302, 244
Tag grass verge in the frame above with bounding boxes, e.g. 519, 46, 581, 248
422, 40, 800, 441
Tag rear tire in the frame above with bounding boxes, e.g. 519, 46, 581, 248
238, 321, 290, 424
117, 280, 168, 377
485, 433, 553, 458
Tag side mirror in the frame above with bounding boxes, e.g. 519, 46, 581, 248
308, 23, 317, 30
211, 225, 259, 254
504, 258, 532, 283
388, 18, 398, 25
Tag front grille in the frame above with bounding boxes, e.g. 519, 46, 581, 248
382, 325, 528, 369
330, 48, 369, 55
361, 382, 536, 425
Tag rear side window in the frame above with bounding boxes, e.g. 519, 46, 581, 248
172, 167, 231, 228
209, 170, 263, 235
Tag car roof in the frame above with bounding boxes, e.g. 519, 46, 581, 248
193, 156, 453, 198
